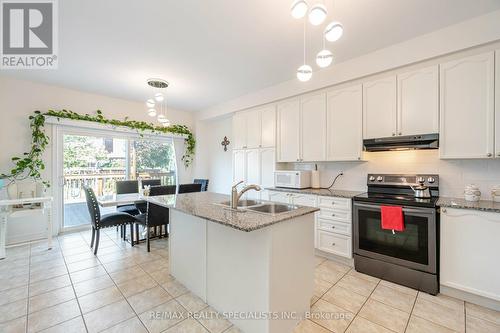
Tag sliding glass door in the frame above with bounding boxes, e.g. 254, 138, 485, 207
61, 131, 176, 230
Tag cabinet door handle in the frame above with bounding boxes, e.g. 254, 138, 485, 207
331, 226, 335, 229
331, 213, 335, 217
487, 153, 492, 157
441, 208, 447, 213
331, 201, 335, 205
398, 132, 402, 136
497, 153, 500, 157
331, 242, 336, 246
392, 133, 396, 136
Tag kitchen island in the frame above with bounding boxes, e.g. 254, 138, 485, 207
146, 192, 318, 333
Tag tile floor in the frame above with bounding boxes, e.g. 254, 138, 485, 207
0, 230, 498, 333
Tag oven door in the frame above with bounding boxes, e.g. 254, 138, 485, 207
353, 202, 437, 273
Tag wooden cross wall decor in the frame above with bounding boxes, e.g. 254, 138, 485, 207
221, 136, 230, 152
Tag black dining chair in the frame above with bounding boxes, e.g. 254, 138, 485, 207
116, 180, 140, 240
83, 186, 139, 255
134, 185, 176, 251
178, 183, 202, 194
193, 179, 209, 192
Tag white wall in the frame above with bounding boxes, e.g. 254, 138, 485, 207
0, 76, 194, 242
193, 116, 233, 194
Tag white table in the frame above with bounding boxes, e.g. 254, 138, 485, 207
0, 196, 53, 259
96, 193, 144, 207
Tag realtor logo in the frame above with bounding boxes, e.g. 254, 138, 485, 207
1, 0, 58, 69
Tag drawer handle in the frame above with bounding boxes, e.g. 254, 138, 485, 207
331, 226, 335, 229
331, 213, 335, 217
331, 201, 335, 205
331, 242, 336, 246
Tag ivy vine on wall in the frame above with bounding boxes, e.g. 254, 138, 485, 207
1, 109, 195, 187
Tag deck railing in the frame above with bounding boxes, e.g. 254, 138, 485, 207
63, 168, 175, 202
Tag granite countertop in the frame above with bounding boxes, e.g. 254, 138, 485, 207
145, 192, 319, 232
437, 197, 500, 213
266, 187, 363, 198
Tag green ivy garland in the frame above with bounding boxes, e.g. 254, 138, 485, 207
1, 109, 195, 187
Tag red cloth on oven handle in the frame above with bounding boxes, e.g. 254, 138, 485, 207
380, 206, 405, 232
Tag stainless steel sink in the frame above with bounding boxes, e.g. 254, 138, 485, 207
247, 203, 299, 215
217, 199, 262, 208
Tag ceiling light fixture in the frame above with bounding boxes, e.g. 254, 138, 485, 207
297, 21, 312, 82
146, 78, 170, 126
291, 0, 308, 19
324, 21, 343, 42
308, 3, 327, 26
316, 49, 333, 68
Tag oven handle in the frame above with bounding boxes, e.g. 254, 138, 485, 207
353, 202, 435, 214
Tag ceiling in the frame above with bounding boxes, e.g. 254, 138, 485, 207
3, 0, 500, 112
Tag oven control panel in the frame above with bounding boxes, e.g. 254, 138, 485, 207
367, 174, 439, 187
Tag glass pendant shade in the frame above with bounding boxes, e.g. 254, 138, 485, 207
162, 120, 171, 127
324, 21, 343, 42
297, 64, 312, 82
147, 108, 157, 117
146, 99, 155, 108
316, 49, 333, 68
308, 4, 327, 26
291, 0, 308, 19
154, 93, 164, 102
157, 114, 167, 123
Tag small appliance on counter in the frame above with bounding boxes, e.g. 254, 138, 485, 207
353, 174, 440, 295
311, 164, 320, 189
464, 184, 481, 202
274, 170, 311, 189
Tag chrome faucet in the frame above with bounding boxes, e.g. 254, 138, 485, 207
230, 181, 262, 209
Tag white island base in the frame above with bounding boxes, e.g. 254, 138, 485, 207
169, 210, 315, 333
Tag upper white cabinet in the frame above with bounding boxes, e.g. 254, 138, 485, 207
232, 150, 246, 183
300, 92, 327, 162
277, 94, 327, 162
277, 98, 301, 162
440, 52, 495, 159
260, 148, 275, 188
232, 105, 276, 150
363, 76, 397, 139
397, 65, 439, 136
326, 84, 363, 161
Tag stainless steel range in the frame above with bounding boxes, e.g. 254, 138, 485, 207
353, 174, 440, 295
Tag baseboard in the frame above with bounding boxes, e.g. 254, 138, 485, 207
315, 249, 354, 267
440, 285, 500, 311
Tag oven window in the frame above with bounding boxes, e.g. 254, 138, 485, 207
358, 209, 429, 265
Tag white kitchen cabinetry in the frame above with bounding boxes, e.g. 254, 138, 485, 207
232, 148, 275, 200
397, 65, 439, 136
277, 94, 327, 162
232, 150, 246, 183
326, 84, 363, 161
440, 208, 500, 302
267, 191, 353, 259
363, 76, 397, 139
439, 52, 495, 159
300, 92, 327, 162
496, 50, 500, 158
277, 98, 301, 162
232, 105, 276, 150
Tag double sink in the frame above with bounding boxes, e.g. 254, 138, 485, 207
217, 200, 299, 215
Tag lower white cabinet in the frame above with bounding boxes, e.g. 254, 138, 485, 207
267, 191, 353, 259
440, 208, 500, 302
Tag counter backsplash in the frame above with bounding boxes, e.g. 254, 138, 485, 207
280, 150, 500, 200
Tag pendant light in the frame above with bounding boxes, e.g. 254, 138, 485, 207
324, 21, 343, 42
308, 3, 327, 26
297, 21, 312, 82
316, 34, 333, 68
146, 78, 170, 126
291, 0, 308, 19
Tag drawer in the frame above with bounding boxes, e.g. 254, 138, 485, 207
291, 194, 317, 207
316, 230, 352, 258
317, 218, 351, 236
318, 207, 351, 223
318, 196, 351, 210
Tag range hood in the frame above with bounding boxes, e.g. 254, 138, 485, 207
363, 133, 439, 152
